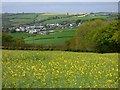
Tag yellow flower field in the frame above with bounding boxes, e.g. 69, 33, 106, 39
2, 50, 118, 88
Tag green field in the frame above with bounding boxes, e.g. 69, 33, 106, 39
9, 32, 31, 39
2, 13, 37, 25
3, 12, 118, 46
26, 37, 71, 45
2, 50, 118, 88
25, 29, 76, 44
36, 13, 67, 22
2, 13, 68, 26
9, 28, 76, 45
2, 13, 113, 26
43, 15, 109, 24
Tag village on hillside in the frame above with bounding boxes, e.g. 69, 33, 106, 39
15, 22, 81, 35
2, 12, 117, 35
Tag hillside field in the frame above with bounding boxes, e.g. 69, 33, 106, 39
2, 50, 118, 88
3, 12, 118, 45
2, 13, 115, 26
9, 28, 76, 45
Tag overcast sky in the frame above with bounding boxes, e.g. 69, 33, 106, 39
1, 0, 119, 2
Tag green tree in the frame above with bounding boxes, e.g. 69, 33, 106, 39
94, 20, 119, 52
2, 33, 14, 46
67, 19, 120, 53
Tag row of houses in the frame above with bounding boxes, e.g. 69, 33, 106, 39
15, 22, 81, 35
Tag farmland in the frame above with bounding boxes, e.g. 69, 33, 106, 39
2, 12, 119, 88
42, 14, 109, 24
2, 50, 118, 88
2, 12, 118, 46
2, 13, 71, 26
8, 28, 76, 45
2, 12, 117, 26
24, 28, 76, 44
1, 2, 119, 89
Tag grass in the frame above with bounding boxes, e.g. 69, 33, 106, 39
9, 28, 76, 45
2, 13, 110, 26
26, 37, 71, 45
3, 13, 37, 19
10, 19, 33, 23
24, 28, 76, 45
81, 15, 109, 20
8, 28, 76, 45
42, 17, 77, 24
2, 13, 68, 26
2, 50, 118, 88
36, 13, 67, 22
2, 13, 37, 25
42, 15, 109, 24
9, 32, 31, 39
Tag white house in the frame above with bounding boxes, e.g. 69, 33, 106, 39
16, 28, 20, 31
29, 29, 37, 34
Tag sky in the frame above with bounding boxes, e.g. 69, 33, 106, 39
1, 0, 119, 2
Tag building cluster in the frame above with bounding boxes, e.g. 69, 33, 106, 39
15, 22, 81, 35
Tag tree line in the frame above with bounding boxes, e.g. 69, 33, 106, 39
66, 19, 120, 53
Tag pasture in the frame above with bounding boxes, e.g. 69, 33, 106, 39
2, 13, 111, 26
2, 50, 118, 88
9, 28, 76, 45
25, 29, 76, 45
2, 13, 69, 26
42, 14, 109, 24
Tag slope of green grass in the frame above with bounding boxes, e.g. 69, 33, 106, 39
10, 19, 33, 24
26, 37, 71, 45
2, 50, 118, 88
24, 29, 76, 45
3, 13, 37, 19
2, 13, 117, 27
2, 13, 38, 26
42, 15, 109, 24
42, 16, 82, 24
8, 28, 76, 45
81, 15, 109, 20
2, 13, 69, 26
9, 32, 31, 39
36, 13, 67, 22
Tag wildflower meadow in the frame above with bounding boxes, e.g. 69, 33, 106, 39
2, 50, 118, 88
